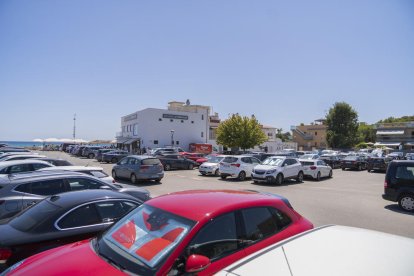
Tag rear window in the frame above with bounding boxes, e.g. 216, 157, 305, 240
90, 171, 109, 178
300, 161, 315, 166
141, 158, 161, 165
222, 157, 238, 163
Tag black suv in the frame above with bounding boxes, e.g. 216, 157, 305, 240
367, 157, 390, 173
382, 160, 414, 212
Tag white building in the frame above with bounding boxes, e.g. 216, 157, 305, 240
116, 101, 210, 152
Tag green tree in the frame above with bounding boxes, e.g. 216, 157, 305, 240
276, 128, 292, 142
216, 114, 267, 150
377, 115, 414, 123
357, 123, 376, 143
325, 102, 359, 148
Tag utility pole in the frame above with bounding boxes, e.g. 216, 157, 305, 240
73, 113, 76, 142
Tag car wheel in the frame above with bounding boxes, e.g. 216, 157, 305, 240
398, 194, 414, 212
358, 164, 362, 171
367, 169, 371, 173
188, 163, 194, 170
130, 174, 137, 184
155, 178, 162, 183
253, 180, 259, 184
111, 158, 118, 163
342, 167, 345, 171
88, 153, 94, 159
220, 175, 227, 180
275, 173, 283, 185
296, 171, 304, 182
164, 164, 171, 171
316, 172, 321, 181
329, 170, 333, 178
200, 172, 206, 176
214, 169, 220, 176
238, 171, 246, 181
112, 170, 118, 180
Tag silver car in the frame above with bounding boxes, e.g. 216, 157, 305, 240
0, 160, 54, 175
39, 166, 115, 184
112, 155, 164, 184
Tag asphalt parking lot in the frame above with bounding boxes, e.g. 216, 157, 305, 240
41, 151, 414, 238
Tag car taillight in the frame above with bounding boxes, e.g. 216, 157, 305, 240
310, 166, 317, 170
140, 165, 150, 169
0, 248, 12, 263
231, 163, 240, 167
384, 180, 388, 188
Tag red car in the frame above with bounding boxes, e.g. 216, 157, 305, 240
4, 190, 313, 276
179, 152, 206, 164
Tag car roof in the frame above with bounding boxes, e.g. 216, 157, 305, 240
146, 190, 289, 222
38, 166, 104, 171
0, 159, 52, 168
46, 189, 138, 207
220, 225, 414, 276
1, 170, 88, 183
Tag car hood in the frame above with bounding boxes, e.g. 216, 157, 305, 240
5, 239, 124, 276
254, 165, 279, 171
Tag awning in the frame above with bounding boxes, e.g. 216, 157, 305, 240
376, 130, 404, 135
124, 138, 140, 145
374, 142, 401, 147
116, 137, 130, 144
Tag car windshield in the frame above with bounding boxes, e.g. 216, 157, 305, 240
207, 156, 224, 163
344, 156, 358, 161
100, 204, 195, 269
10, 199, 61, 232
262, 157, 284, 166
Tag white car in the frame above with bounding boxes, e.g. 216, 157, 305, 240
252, 156, 304, 185
219, 155, 261, 181
0, 160, 54, 175
217, 225, 414, 276
39, 166, 115, 184
0, 154, 46, 162
198, 155, 225, 176
299, 159, 332, 181
298, 154, 319, 160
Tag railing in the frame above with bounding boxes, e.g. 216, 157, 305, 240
292, 128, 313, 140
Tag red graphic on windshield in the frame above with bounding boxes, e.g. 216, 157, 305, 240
111, 220, 137, 249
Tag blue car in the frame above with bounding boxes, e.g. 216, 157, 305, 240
112, 155, 164, 183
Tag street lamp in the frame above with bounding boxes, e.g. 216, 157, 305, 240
170, 130, 175, 147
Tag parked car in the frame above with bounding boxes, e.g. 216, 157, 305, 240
0, 152, 37, 160
198, 155, 225, 176
0, 160, 53, 175
319, 154, 341, 169
217, 225, 414, 276
341, 156, 367, 171
298, 154, 319, 160
367, 157, 390, 173
0, 147, 30, 153
386, 151, 404, 160
71, 145, 88, 156
0, 170, 150, 220
157, 154, 198, 171
300, 159, 332, 181
112, 155, 164, 183
180, 152, 206, 164
0, 154, 46, 162
32, 157, 73, 166
95, 148, 116, 162
252, 156, 304, 184
39, 166, 115, 184
219, 155, 261, 181
102, 150, 129, 163
405, 153, 414, 160
82, 146, 102, 159
150, 147, 183, 156
382, 160, 414, 212
245, 152, 277, 162
2, 190, 313, 275
0, 190, 144, 272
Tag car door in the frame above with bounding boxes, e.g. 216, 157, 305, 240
249, 157, 261, 177
240, 157, 252, 175
183, 212, 247, 275
7, 163, 34, 174
117, 157, 130, 178
282, 159, 295, 178
317, 160, 328, 177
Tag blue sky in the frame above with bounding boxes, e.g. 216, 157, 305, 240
1, 0, 413, 141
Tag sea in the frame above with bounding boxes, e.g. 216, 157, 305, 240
0, 141, 112, 148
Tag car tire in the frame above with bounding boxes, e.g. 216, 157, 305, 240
316, 172, 321, 181
220, 175, 227, 180
111, 158, 118, 163
253, 180, 259, 184
130, 174, 137, 184
275, 173, 283, 185
200, 172, 206, 176
112, 170, 118, 180
238, 171, 246, 181
329, 170, 333, 178
88, 153, 94, 159
155, 178, 162, 183
214, 169, 220, 176
296, 171, 304, 182
358, 164, 362, 171
188, 163, 194, 170
164, 164, 171, 171
342, 168, 345, 171
398, 194, 414, 212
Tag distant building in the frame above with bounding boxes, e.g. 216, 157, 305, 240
291, 119, 328, 150
374, 122, 414, 150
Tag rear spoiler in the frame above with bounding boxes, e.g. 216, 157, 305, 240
244, 189, 293, 209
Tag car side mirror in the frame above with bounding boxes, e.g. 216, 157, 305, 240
185, 254, 211, 273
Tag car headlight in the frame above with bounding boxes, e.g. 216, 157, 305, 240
267, 169, 277, 174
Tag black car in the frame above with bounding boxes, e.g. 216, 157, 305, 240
0, 170, 150, 220
32, 157, 73, 166
95, 148, 116, 162
341, 156, 367, 171
157, 154, 198, 170
320, 155, 341, 169
382, 160, 414, 212
245, 152, 276, 162
367, 157, 390, 173
82, 146, 102, 159
0, 190, 143, 271
101, 150, 129, 163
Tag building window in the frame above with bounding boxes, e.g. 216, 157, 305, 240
315, 132, 317, 136
181, 120, 184, 123
158, 118, 162, 121
176, 141, 179, 145
191, 121, 194, 124
201, 132, 204, 138
202, 114, 204, 120
154, 140, 158, 145
412, 131, 414, 136
170, 119, 173, 122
